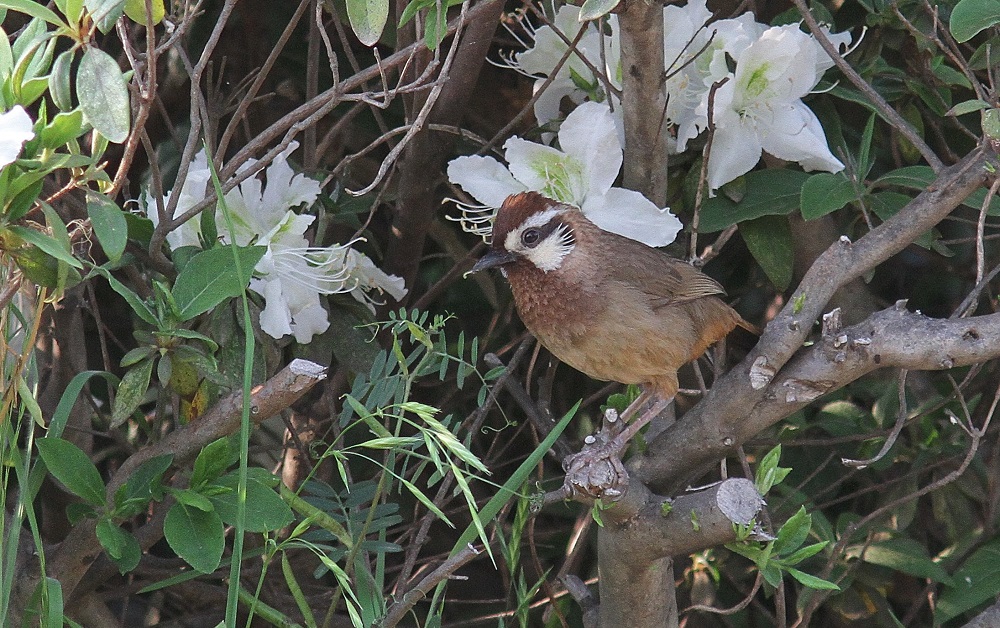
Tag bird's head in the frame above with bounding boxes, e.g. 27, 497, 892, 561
471, 192, 580, 276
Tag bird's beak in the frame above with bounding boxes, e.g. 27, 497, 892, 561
471, 249, 518, 273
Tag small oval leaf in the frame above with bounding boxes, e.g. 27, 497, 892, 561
76, 47, 130, 143
87, 191, 128, 262
164, 503, 224, 573
171, 245, 266, 321
949, 0, 1000, 43
346, 0, 388, 46
36, 438, 107, 506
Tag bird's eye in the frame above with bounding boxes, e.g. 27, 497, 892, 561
521, 228, 541, 247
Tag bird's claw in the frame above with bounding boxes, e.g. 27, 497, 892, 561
561, 420, 631, 501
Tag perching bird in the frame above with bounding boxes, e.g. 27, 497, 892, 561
471, 191, 754, 400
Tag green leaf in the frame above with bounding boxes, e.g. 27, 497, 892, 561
800, 172, 859, 220
875, 165, 1000, 215
171, 245, 265, 321
42, 578, 64, 628
124, 212, 153, 246
787, 567, 840, 590
76, 47, 130, 143
699, 170, 810, 232
938, 539, 1000, 623
170, 488, 215, 511
773, 507, 811, 556
123, 0, 163, 24
114, 454, 172, 516
857, 113, 877, 179
346, 0, 388, 46
211, 474, 294, 532
48, 49, 74, 111
120, 345, 155, 368
0, 27, 12, 82
64, 0, 85, 23
949, 0, 1000, 42
852, 538, 953, 584
579, 0, 620, 21
361, 436, 422, 449
947, 98, 990, 116
984, 108, 1000, 143
781, 541, 829, 566
48, 371, 119, 439
86, 0, 126, 32
190, 437, 236, 489
401, 476, 453, 526
423, 4, 448, 50
8, 225, 82, 269
754, 445, 785, 494
0, 0, 65, 25
398, 0, 432, 27
36, 438, 106, 507
164, 503, 224, 573
7, 236, 60, 288
87, 191, 128, 263
738, 215, 793, 291
39, 110, 86, 148
89, 264, 158, 325
451, 401, 580, 559
110, 356, 155, 427
96, 519, 141, 573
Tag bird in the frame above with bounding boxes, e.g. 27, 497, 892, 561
471, 191, 755, 403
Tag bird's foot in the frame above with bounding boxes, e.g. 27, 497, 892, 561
562, 423, 629, 501
560, 398, 672, 501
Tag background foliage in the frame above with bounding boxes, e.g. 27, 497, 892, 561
3, 0, 1000, 626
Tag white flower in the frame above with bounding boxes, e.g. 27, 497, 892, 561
447, 101, 682, 247
704, 24, 846, 189
0, 106, 35, 169
665, 5, 764, 153
503, 5, 620, 131
341, 249, 408, 311
143, 149, 211, 249
144, 142, 406, 343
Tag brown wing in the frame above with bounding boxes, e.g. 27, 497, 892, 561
598, 230, 726, 307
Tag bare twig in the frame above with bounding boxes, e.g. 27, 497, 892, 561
381, 544, 481, 628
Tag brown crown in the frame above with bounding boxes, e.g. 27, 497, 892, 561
490, 191, 560, 248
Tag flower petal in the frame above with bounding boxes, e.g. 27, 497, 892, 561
290, 301, 330, 344
446, 155, 524, 206
504, 137, 586, 204
759, 101, 844, 173
557, 101, 622, 197
581, 187, 682, 247
706, 93, 765, 189
0, 106, 34, 168
259, 141, 322, 214
531, 77, 583, 130
253, 277, 294, 340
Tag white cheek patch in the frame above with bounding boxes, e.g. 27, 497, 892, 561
501, 205, 576, 272
523, 222, 575, 272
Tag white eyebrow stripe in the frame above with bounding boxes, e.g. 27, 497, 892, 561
520, 206, 566, 229
503, 206, 568, 252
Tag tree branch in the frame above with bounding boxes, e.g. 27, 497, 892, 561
597, 478, 763, 626
619, 0, 670, 205
632, 147, 994, 491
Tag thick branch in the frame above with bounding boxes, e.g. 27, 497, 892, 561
632, 148, 993, 490
619, 0, 670, 205
636, 302, 1000, 489
597, 478, 762, 625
